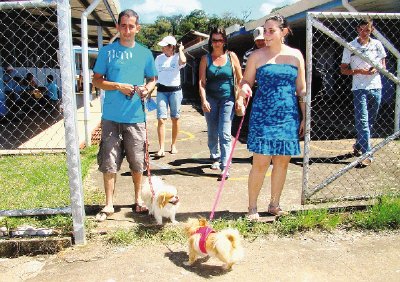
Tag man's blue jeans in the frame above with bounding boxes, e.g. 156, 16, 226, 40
353, 88, 381, 154
204, 96, 234, 171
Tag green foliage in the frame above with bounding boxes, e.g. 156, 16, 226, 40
137, 9, 244, 50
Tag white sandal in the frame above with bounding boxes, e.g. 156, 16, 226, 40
95, 208, 114, 222
246, 207, 260, 221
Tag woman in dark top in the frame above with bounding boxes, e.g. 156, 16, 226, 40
198, 27, 242, 180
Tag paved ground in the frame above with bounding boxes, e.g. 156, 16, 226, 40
1, 102, 400, 281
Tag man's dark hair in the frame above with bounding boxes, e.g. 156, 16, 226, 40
208, 27, 228, 53
47, 75, 54, 82
356, 18, 373, 28
118, 9, 139, 25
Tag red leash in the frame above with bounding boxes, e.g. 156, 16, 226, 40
209, 97, 249, 220
141, 96, 155, 198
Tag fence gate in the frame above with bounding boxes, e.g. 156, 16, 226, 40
0, 0, 85, 244
302, 12, 400, 204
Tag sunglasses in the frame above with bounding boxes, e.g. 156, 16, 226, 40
211, 39, 224, 43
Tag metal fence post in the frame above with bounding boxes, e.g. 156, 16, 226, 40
57, 0, 86, 245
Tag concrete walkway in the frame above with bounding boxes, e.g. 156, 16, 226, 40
85, 102, 304, 229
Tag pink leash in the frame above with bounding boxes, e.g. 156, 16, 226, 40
209, 97, 249, 220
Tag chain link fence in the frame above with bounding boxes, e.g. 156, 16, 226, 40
0, 0, 85, 243
303, 12, 400, 204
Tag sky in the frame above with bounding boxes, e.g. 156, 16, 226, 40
118, 0, 300, 24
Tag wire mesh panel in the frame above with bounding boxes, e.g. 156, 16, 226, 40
0, 0, 85, 243
303, 12, 400, 204
0, 1, 64, 152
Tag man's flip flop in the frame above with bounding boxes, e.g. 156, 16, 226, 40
132, 203, 148, 214
95, 209, 114, 222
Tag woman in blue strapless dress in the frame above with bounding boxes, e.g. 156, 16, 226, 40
236, 15, 306, 220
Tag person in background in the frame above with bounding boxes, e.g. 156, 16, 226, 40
3, 66, 16, 113
25, 72, 38, 90
45, 75, 59, 111
198, 27, 242, 181
242, 26, 266, 72
154, 35, 186, 157
240, 26, 267, 144
92, 9, 157, 221
340, 18, 386, 167
237, 15, 306, 220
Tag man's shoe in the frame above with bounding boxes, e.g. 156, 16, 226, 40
360, 158, 372, 167
217, 172, 229, 181
210, 161, 220, 170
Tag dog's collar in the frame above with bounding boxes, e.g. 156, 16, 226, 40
195, 226, 215, 254
169, 196, 179, 205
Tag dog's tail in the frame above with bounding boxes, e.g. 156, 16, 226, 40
216, 228, 244, 262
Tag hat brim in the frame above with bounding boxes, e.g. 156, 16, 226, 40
254, 36, 264, 41
158, 41, 168, 46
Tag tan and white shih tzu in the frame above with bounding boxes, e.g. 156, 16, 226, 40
184, 218, 244, 270
141, 175, 180, 225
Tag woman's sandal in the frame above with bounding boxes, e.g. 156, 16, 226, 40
170, 146, 178, 154
132, 203, 148, 214
155, 151, 165, 158
95, 208, 114, 222
246, 207, 260, 221
267, 204, 288, 216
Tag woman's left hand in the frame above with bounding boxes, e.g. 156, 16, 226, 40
299, 119, 305, 138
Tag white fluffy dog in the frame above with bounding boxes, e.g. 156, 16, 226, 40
141, 176, 180, 225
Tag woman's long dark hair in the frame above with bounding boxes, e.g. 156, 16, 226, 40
208, 27, 228, 53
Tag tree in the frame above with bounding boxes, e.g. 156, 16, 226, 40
136, 9, 245, 49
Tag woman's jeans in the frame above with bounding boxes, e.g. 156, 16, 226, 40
353, 88, 381, 154
204, 96, 234, 171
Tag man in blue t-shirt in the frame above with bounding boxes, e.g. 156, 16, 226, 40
92, 9, 157, 221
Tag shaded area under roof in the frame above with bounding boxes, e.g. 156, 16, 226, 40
0, 0, 119, 47
70, 0, 120, 46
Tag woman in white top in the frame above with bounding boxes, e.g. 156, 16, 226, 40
154, 35, 187, 157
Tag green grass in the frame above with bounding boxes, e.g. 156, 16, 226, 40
0, 146, 99, 234
0, 145, 99, 210
348, 196, 400, 230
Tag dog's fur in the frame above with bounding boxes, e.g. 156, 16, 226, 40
141, 176, 180, 225
184, 218, 244, 270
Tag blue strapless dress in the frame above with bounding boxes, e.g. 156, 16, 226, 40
247, 64, 300, 156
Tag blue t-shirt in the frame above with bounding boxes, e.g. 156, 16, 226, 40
46, 82, 58, 101
94, 41, 157, 123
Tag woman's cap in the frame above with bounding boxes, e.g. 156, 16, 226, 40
158, 35, 177, 46
253, 27, 264, 41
